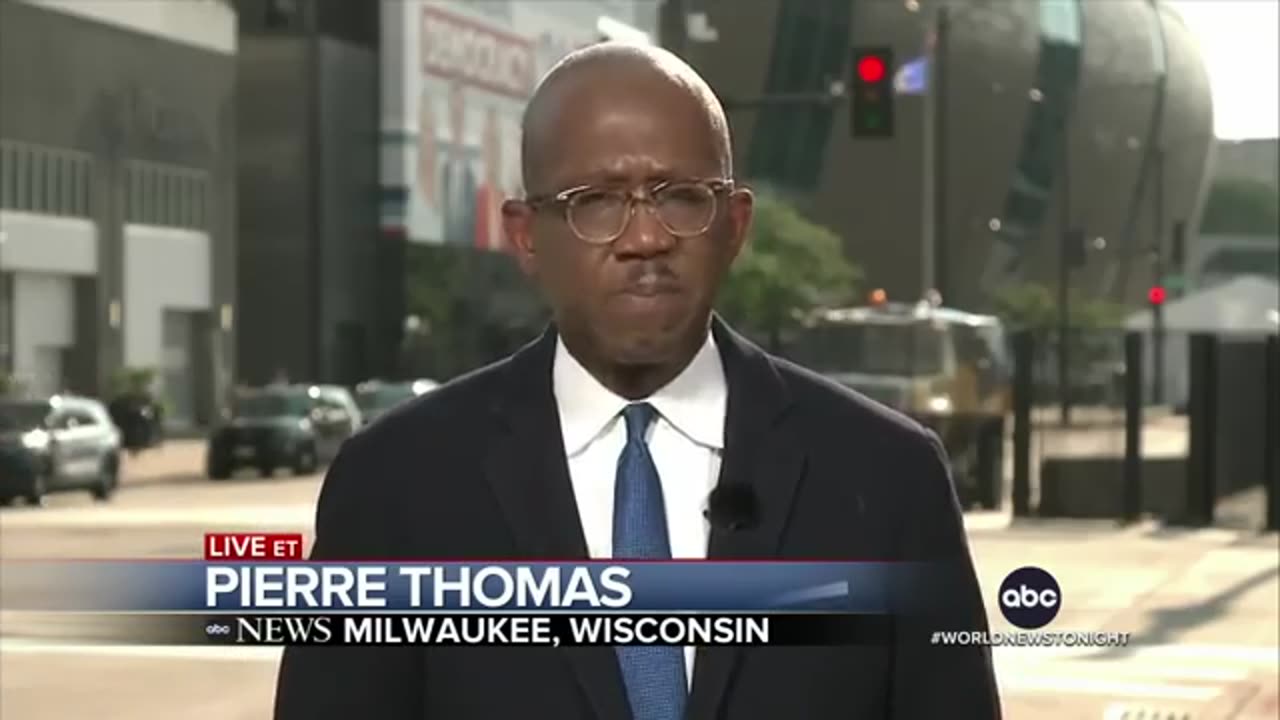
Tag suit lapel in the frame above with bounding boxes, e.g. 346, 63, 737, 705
687, 319, 807, 720
483, 327, 633, 720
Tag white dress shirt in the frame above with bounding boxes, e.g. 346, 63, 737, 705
553, 331, 727, 688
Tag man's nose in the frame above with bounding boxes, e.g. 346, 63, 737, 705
612, 203, 676, 258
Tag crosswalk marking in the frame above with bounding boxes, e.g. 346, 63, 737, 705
1002, 674, 1218, 702
997, 644, 1280, 665
994, 644, 1278, 705
0, 505, 313, 529
0, 638, 282, 663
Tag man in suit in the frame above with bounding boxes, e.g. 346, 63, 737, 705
274, 42, 1001, 720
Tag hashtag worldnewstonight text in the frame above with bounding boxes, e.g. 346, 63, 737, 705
930, 630, 1130, 648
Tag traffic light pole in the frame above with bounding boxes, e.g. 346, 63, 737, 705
1057, 127, 1073, 426
931, 6, 950, 301
1152, 146, 1166, 405
920, 39, 936, 296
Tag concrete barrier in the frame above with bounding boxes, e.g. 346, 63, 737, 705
1038, 456, 1189, 522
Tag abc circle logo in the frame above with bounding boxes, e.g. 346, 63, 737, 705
998, 566, 1061, 629
205, 622, 231, 637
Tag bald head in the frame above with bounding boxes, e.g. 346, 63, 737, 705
501, 43, 754, 397
520, 42, 733, 193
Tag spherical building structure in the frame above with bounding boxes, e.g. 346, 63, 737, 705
661, 0, 1214, 311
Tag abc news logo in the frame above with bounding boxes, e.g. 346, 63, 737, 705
205, 620, 235, 643
998, 566, 1061, 630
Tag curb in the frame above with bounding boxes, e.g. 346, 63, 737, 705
120, 473, 208, 489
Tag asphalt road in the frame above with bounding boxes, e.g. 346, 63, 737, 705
0, 444, 1275, 720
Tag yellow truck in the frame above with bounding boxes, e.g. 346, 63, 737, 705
785, 298, 1011, 509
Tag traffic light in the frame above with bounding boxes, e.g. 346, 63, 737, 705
851, 48, 894, 138
1148, 285, 1167, 306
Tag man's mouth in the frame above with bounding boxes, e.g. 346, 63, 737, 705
619, 277, 682, 297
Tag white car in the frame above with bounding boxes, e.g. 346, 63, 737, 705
0, 394, 122, 506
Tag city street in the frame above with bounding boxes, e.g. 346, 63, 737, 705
1, 441, 1276, 719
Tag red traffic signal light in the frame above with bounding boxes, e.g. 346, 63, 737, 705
857, 55, 886, 83
1148, 286, 1167, 305
851, 48, 894, 138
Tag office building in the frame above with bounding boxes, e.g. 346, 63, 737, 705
0, 0, 237, 428
661, 0, 1215, 310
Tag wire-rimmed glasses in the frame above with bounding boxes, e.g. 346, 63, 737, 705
524, 178, 734, 245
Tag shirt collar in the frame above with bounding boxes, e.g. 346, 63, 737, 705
553, 331, 727, 457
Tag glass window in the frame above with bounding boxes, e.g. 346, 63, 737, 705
148, 166, 160, 224
165, 172, 177, 226
77, 158, 91, 216
0, 143, 12, 209
129, 166, 143, 223
998, 8, 1082, 253
0, 402, 51, 431
155, 171, 166, 226
176, 175, 188, 227
746, 0, 848, 191
233, 391, 312, 418
356, 383, 416, 413
788, 321, 946, 376
141, 166, 150, 221
194, 179, 205, 228
49, 154, 63, 215
13, 146, 29, 210
61, 155, 76, 215
148, 168, 160, 225
1147, 3, 1167, 75
28, 151, 43, 213
1039, 0, 1082, 46
188, 175, 198, 227
68, 407, 99, 427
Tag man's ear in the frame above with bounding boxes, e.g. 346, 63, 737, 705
724, 186, 754, 262
502, 200, 537, 277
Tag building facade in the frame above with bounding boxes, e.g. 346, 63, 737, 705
1214, 138, 1279, 190
661, 0, 1215, 312
0, 0, 237, 428
380, 0, 657, 247
233, 0, 387, 387
234, 0, 654, 387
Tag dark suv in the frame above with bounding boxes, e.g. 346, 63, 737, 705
0, 395, 122, 506
206, 385, 361, 479
355, 378, 437, 425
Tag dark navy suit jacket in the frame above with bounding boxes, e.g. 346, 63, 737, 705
274, 319, 1001, 720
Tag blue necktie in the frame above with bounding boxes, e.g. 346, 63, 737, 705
613, 402, 687, 720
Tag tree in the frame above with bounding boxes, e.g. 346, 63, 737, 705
990, 283, 1056, 331
0, 371, 15, 397
991, 283, 1126, 332
717, 188, 862, 351
1199, 178, 1279, 236
404, 244, 547, 379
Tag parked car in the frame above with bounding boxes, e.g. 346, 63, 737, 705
206, 384, 362, 479
0, 395, 122, 506
355, 379, 438, 425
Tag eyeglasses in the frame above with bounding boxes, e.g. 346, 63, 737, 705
524, 178, 734, 245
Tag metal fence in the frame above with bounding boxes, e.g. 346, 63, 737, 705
1008, 329, 1278, 531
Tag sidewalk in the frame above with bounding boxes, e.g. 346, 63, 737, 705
119, 440, 207, 487
967, 519, 1277, 643
967, 519, 1278, 719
